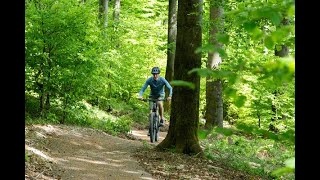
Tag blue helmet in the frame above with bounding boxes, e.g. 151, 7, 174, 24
151, 67, 160, 74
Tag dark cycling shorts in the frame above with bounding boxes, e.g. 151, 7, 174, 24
148, 95, 165, 110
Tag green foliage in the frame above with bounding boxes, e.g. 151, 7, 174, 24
25, 0, 295, 178
235, 122, 295, 144
25, 93, 41, 118
203, 126, 295, 179
142, 140, 152, 149
215, 127, 234, 136
25, 151, 30, 162
198, 129, 210, 140
170, 80, 195, 90
96, 118, 132, 135
271, 157, 295, 177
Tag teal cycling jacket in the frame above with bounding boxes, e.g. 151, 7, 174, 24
139, 76, 173, 98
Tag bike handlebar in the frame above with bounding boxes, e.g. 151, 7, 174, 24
139, 98, 167, 102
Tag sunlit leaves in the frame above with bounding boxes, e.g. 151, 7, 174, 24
25, 0, 106, 105
216, 33, 230, 44
224, 0, 294, 50
189, 68, 236, 81
215, 127, 234, 136
234, 95, 247, 108
250, 27, 264, 40
140, 8, 156, 18
271, 157, 295, 177
198, 129, 210, 139
264, 36, 275, 49
243, 21, 257, 32
287, 4, 295, 17
189, 68, 213, 77
257, 56, 295, 84
253, 6, 283, 26
195, 44, 227, 58
170, 80, 195, 90
224, 87, 247, 108
224, 87, 237, 97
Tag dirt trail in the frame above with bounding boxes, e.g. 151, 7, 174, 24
130, 129, 167, 144
25, 124, 164, 180
25, 124, 264, 180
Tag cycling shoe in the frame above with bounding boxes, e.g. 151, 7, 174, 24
159, 119, 164, 127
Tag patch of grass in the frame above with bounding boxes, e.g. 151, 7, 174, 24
25, 94, 136, 136
163, 163, 174, 172
25, 151, 29, 162
142, 140, 151, 149
198, 129, 210, 140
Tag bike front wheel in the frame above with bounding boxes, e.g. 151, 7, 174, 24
149, 113, 156, 143
154, 115, 160, 142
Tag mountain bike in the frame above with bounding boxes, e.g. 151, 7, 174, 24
139, 98, 166, 143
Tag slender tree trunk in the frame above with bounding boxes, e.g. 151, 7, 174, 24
164, 0, 177, 113
104, 0, 109, 27
204, 0, 224, 129
107, 0, 121, 100
99, 0, 109, 27
34, 68, 44, 115
270, 17, 289, 127
61, 83, 72, 124
44, 48, 53, 112
45, 93, 50, 111
113, 0, 120, 22
61, 95, 69, 124
158, 0, 203, 156
38, 83, 44, 114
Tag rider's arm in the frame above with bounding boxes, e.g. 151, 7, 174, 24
162, 77, 173, 97
138, 78, 151, 97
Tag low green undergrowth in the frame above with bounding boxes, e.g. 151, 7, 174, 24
25, 94, 135, 136
200, 124, 295, 180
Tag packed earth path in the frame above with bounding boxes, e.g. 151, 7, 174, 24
25, 124, 265, 180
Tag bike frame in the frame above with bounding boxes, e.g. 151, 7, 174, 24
141, 98, 165, 143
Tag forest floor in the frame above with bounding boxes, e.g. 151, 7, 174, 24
25, 123, 266, 180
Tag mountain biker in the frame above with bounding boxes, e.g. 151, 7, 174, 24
138, 67, 173, 127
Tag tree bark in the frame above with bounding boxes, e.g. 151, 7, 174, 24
99, 0, 109, 27
158, 0, 203, 156
214, 80, 223, 127
164, 0, 177, 113
113, 0, 120, 22
204, 0, 224, 129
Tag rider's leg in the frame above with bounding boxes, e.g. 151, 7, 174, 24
158, 101, 164, 120
158, 101, 165, 126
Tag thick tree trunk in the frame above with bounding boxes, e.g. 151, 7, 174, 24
164, 0, 177, 113
157, 0, 203, 156
205, 79, 223, 128
214, 80, 223, 127
204, 79, 215, 129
